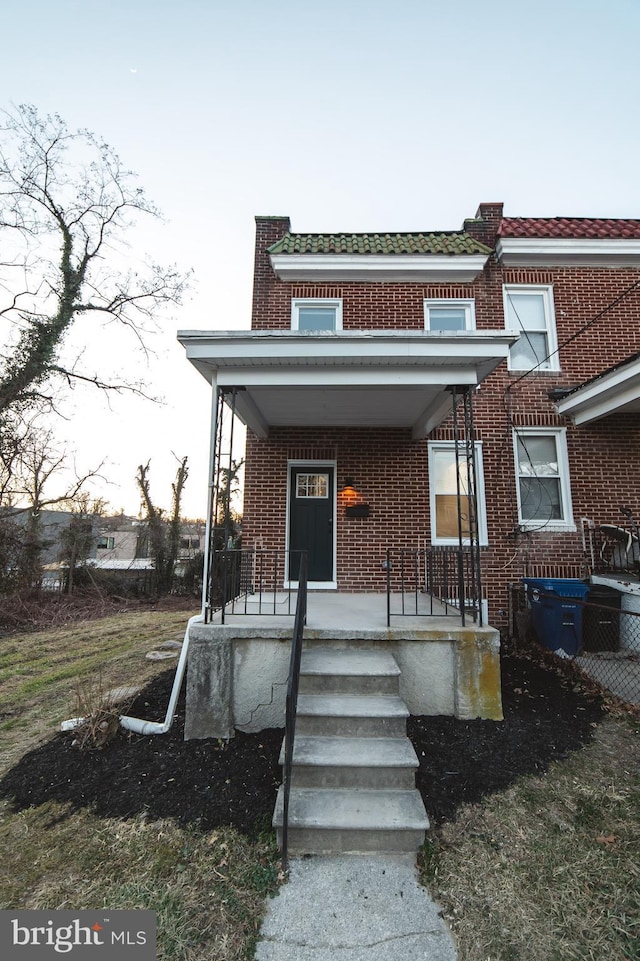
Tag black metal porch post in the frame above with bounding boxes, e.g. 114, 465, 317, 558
451, 385, 483, 626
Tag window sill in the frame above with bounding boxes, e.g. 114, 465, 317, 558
518, 522, 577, 534
507, 368, 560, 375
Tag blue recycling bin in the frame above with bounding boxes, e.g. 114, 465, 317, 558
523, 578, 590, 655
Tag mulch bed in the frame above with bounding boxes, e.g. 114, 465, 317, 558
0, 646, 604, 835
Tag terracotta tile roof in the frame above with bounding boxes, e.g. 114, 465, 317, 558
499, 217, 640, 239
268, 231, 491, 256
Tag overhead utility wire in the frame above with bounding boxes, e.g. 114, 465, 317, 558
506, 276, 640, 393
501, 278, 640, 533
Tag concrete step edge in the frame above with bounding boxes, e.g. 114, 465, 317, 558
278, 735, 419, 768
273, 786, 429, 831
300, 648, 400, 677
296, 694, 409, 718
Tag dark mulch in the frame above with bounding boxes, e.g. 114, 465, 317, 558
0, 646, 604, 835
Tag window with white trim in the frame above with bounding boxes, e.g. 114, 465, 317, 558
504, 284, 558, 371
424, 299, 475, 332
291, 298, 343, 331
428, 442, 488, 545
513, 428, 574, 528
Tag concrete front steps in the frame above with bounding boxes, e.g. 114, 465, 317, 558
273, 646, 429, 855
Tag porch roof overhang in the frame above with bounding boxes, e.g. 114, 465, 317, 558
555, 353, 640, 425
178, 329, 519, 439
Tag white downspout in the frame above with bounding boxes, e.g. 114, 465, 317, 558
62, 614, 202, 735
62, 385, 218, 738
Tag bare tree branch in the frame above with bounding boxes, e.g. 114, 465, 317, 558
0, 103, 191, 416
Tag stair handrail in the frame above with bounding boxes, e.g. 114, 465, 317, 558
281, 551, 308, 870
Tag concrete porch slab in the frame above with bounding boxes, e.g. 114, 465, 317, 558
207, 591, 476, 640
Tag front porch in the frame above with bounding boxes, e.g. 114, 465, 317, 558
184, 590, 503, 741
177, 328, 515, 742
207, 587, 471, 629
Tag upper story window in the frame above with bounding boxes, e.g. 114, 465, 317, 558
291, 298, 343, 331
424, 299, 475, 332
503, 284, 558, 372
97, 536, 115, 550
513, 428, 574, 530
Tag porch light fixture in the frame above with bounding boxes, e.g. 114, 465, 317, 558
342, 478, 357, 495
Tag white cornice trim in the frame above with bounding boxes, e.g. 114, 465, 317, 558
269, 252, 489, 282
497, 237, 640, 267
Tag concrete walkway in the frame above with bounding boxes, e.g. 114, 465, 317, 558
254, 854, 457, 961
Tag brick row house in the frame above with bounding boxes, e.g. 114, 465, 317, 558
178, 204, 640, 853
182, 202, 640, 622
177, 203, 640, 741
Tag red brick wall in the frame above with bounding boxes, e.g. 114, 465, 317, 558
247, 218, 640, 627
243, 427, 429, 591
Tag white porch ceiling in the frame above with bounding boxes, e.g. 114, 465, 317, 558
178, 330, 519, 439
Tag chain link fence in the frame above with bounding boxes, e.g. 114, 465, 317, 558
509, 581, 640, 707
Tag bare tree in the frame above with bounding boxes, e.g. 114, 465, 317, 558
59, 493, 107, 594
4, 421, 104, 588
136, 456, 189, 595
0, 103, 190, 415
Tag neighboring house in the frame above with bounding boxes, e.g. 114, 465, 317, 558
3, 509, 204, 590
3, 508, 99, 589
94, 525, 141, 562
91, 519, 204, 578
178, 203, 640, 736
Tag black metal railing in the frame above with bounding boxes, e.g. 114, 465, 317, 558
281, 551, 308, 870
386, 547, 482, 626
208, 548, 303, 623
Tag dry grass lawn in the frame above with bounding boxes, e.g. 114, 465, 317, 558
1, 609, 639, 960
0, 608, 280, 961
421, 716, 640, 961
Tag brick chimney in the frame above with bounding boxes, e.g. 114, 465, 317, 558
251, 216, 291, 328
463, 202, 503, 248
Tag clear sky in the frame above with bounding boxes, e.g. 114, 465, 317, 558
1, 0, 639, 517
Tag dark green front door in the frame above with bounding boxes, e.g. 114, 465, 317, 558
288, 466, 334, 581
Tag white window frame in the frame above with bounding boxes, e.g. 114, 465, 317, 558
503, 284, 559, 372
291, 298, 343, 331
427, 441, 488, 546
513, 427, 575, 531
424, 298, 476, 332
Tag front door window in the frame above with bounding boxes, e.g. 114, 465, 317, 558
289, 466, 334, 581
